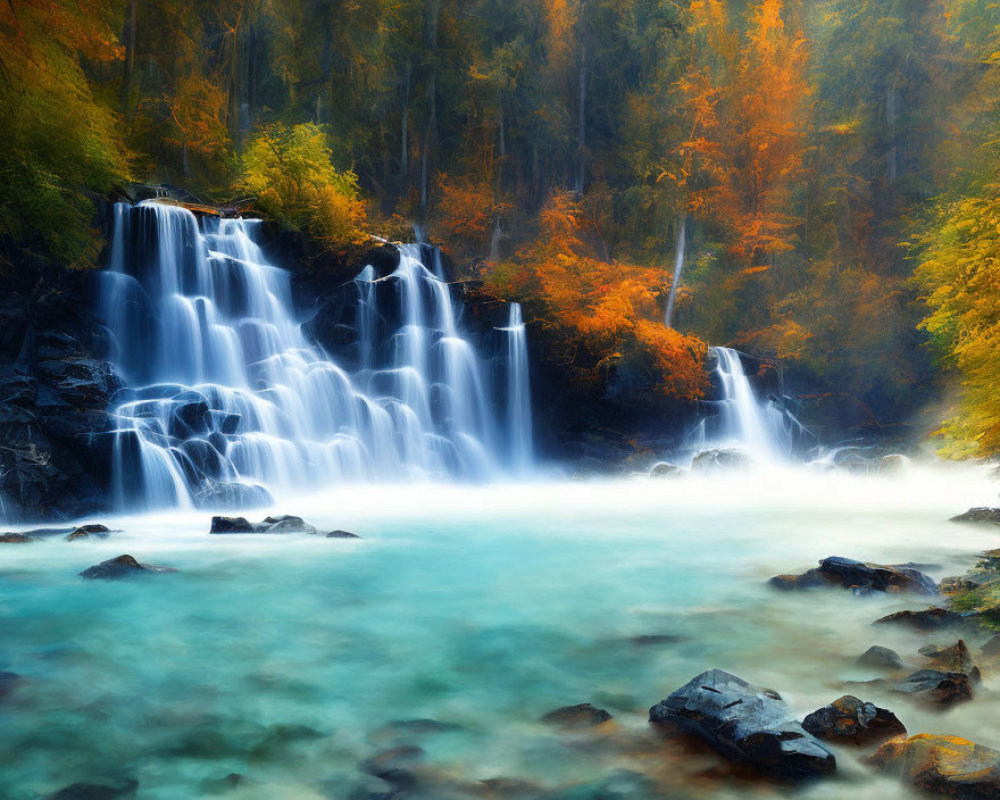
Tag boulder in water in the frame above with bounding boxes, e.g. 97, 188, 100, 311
209, 515, 324, 534
856, 645, 904, 670
0, 671, 21, 700
648, 668, 836, 780
649, 462, 684, 479
0, 532, 38, 543
770, 556, 937, 595
919, 640, 977, 675
893, 669, 974, 708
691, 448, 754, 472
981, 634, 1000, 658
541, 703, 613, 729
874, 607, 969, 631
878, 454, 909, 475
79, 554, 177, 580
951, 507, 1000, 525
46, 777, 139, 800
66, 523, 113, 541
326, 529, 362, 539
869, 734, 1000, 799
801, 696, 906, 746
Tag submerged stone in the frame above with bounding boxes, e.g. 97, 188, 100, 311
857, 645, 904, 670
893, 669, 973, 708
79, 554, 177, 580
649, 668, 836, 780
801, 695, 906, 746
0, 532, 38, 543
541, 703, 613, 729
326, 529, 362, 539
46, 777, 139, 800
0, 671, 21, 700
869, 734, 1000, 800
874, 607, 968, 631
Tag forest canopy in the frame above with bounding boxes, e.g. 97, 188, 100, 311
3, 0, 1000, 454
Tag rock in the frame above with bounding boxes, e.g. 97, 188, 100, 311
630, 634, 684, 647
919, 640, 976, 674
801, 695, 906, 746
0, 532, 38, 543
691, 448, 754, 472
869, 734, 1000, 800
771, 556, 937, 595
541, 703, 613, 729
47, 777, 139, 799
649, 462, 683, 479
0, 671, 20, 699
940, 576, 982, 594
893, 670, 973, 708
474, 777, 546, 797
359, 745, 425, 790
326, 529, 362, 539
79, 554, 177, 580
209, 514, 319, 534
951, 507, 1000, 525
648, 668, 836, 780
874, 608, 968, 631
857, 646, 904, 670
66, 523, 112, 541
878, 454, 909, 475
376, 719, 464, 738
981, 634, 1000, 657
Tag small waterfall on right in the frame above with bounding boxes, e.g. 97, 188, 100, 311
501, 303, 532, 472
688, 347, 804, 463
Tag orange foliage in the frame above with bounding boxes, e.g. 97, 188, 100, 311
680, 0, 810, 267
166, 75, 231, 158
434, 172, 511, 259
488, 193, 708, 400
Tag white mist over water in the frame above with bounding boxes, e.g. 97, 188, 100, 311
98, 202, 532, 510
2, 467, 999, 799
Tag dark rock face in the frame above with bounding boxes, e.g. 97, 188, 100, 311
541, 703, 613, 729
893, 670, 973, 708
46, 777, 139, 799
919, 640, 976, 674
648, 669, 836, 780
801, 696, 906, 746
857, 646, 904, 670
771, 557, 937, 595
79, 554, 177, 580
874, 608, 968, 631
951, 507, 1000, 525
870, 734, 1000, 800
326, 529, 361, 539
0, 272, 124, 521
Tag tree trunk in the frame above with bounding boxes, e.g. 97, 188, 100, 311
576, 43, 587, 196
401, 58, 411, 180
885, 83, 898, 184
664, 212, 687, 330
119, 0, 137, 116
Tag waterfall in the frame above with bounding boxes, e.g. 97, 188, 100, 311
690, 347, 802, 461
98, 201, 532, 509
501, 303, 532, 472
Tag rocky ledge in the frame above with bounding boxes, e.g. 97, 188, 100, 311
870, 734, 1000, 800
770, 556, 937, 595
209, 515, 360, 538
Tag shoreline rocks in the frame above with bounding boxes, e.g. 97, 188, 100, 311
770, 556, 937, 595
893, 670, 974, 708
857, 645, 904, 670
801, 696, 906, 746
870, 734, 1000, 799
79, 554, 177, 580
209, 515, 361, 538
649, 669, 836, 780
951, 507, 1000, 525
874, 608, 969, 631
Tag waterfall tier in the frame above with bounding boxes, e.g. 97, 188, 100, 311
99, 201, 531, 509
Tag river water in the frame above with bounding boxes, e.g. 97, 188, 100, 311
2, 465, 998, 798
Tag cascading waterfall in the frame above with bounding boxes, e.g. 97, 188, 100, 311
688, 346, 803, 461
99, 201, 532, 509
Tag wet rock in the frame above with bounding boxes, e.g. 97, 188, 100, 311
359, 745, 425, 791
0, 671, 20, 699
648, 668, 836, 780
771, 556, 937, 595
473, 776, 546, 797
66, 524, 112, 541
379, 719, 463, 736
801, 695, 906, 746
919, 640, 976, 674
874, 608, 968, 631
878, 454, 909, 475
541, 703, 613, 729
249, 723, 323, 759
79, 554, 177, 580
691, 448, 754, 472
327, 529, 362, 539
209, 514, 318, 534
649, 462, 683, 479
981, 633, 1000, 657
869, 734, 1000, 799
47, 777, 138, 800
857, 645, 904, 670
200, 773, 255, 795
630, 634, 684, 647
893, 670, 973, 708
0, 532, 38, 543
951, 507, 1000, 525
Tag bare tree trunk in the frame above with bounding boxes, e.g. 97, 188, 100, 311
664, 212, 687, 330
885, 84, 898, 184
119, 0, 137, 116
576, 43, 587, 196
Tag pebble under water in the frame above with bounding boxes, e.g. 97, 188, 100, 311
2, 467, 1000, 799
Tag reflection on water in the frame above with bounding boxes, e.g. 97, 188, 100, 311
1, 465, 998, 798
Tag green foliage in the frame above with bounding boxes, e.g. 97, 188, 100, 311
237, 123, 367, 251
0, 1, 130, 269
